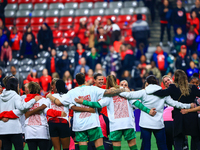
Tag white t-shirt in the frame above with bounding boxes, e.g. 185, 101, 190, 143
60, 85, 105, 132
98, 96, 136, 132
25, 98, 50, 140
20, 95, 26, 134
47, 93, 69, 121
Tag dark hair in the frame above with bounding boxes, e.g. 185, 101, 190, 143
3, 41, 9, 48
108, 18, 114, 24
76, 73, 85, 85
146, 75, 158, 85
10, 65, 16, 69
137, 14, 142, 20
56, 80, 68, 94
94, 73, 103, 80
189, 73, 199, 82
3, 76, 14, 87
12, 26, 17, 30
28, 82, 40, 94
6, 78, 18, 93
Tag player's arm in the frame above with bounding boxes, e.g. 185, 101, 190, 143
25, 104, 47, 118
46, 94, 63, 106
132, 100, 157, 116
181, 106, 200, 114
103, 88, 129, 97
71, 106, 96, 113
75, 98, 102, 108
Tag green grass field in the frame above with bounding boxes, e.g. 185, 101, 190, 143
19, 132, 191, 150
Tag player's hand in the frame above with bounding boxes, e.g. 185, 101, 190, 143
2, 118, 9, 122
46, 93, 52, 98
75, 98, 84, 104
149, 108, 157, 116
190, 103, 195, 108
180, 109, 188, 114
61, 111, 67, 117
34, 96, 42, 101
125, 88, 130, 92
88, 108, 95, 113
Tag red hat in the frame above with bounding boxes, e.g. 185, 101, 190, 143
23, 80, 29, 85
181, 45, 187, 49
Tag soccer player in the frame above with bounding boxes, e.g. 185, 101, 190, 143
47, 73, 129, 150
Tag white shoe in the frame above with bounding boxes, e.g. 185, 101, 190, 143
159, 42, 163, 46
167, 41, 172, 47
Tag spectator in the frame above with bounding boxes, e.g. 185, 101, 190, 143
46, 49, 60, 76
119, 44, 126, 64
172, 0, 186, 34
59, 50, 71, 78
110, 71, 120, 85
93, 19, 100, 34
74, 57, 90, 78
103, 46, 121, 76
85, 69, 94, 86
159, 0, 173, 46
86, 47, 101, 71
104, 19, 121, 44
88, 23, 95, 49
121, 70, 132, 88
74, 17, 88, 47
190, 11, 200, 35
145, 61, 162, 83
140, 55, 147, 78
10, 26, 22, 57
187, 61, 199, 77
0, 67, 5, 87
22, 26, 35, 42
113, 36, 125, 53
173, 27, 186, 52
186, 25, 196, 54
191, 0, 200, 19
74, 43, 87, 68
94, 26, 110, 59
94, 63, 106, 77
52, 72, 60, 79
63, 70, 72, 91
40, 68, 52, 95
0, 0, 7, 25
1, 41, 12, 62
0, 17, 10, 39
136, 43, 148, 60
175, 45, 191, 72
132, 14, 150, 49
10, 65, 23, 88
20, 33, 38, 59
191, 52, 199, 68
27, 69, 39, 83
123, 45, 135, 72
0, 27, 8, 51
152, 45, 168, 76
38, 23, 53, 52
130, 61, 143, 89
143, 0, 156, 22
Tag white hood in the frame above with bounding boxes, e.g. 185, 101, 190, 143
1, 90, 17, 102
145, 84, 162, 95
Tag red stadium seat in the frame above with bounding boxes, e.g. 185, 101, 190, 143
63, 30, 75, 38
53, 30, 63, 38
59, 0, 71, 3
125, 36, 136, 47
117, 15, 132, 23
121, 29, 132, 36
72, 0, 85, 3
58, 25, 72, 31
117, 23, 132, 30
74, 16, 88, 25
7, 0, 17, 4
16, 17, 30, 26
6, 25, 13, 31
16, 26, 26, 32
31, 17, 45, 26
59, 17, 73, 26
186, 12, 191, 22
102, 15, 117, 23
45, 0, 58, 4
32, 26, 41, 31
18, 0, 31, 4
32, 0, 46, 4
88, 16, 102, 23
5, 18, 15, 25
45, 17, 59, 26
53, 38, 71, 46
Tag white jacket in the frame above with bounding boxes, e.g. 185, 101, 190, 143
0, 90, 36, 134
120, 84, 191, 129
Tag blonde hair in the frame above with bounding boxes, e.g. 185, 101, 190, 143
52, 72, 60, 79
162, 75, 172, 84
51, 78, 59, 87
120, 80, 128, 86
28, 82, 40, 94
106, 75, 119, 89
174, 70, 190, 96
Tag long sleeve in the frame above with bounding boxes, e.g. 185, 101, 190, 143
120, 90, 145, 100
46, 109, 62, 117
15, 96, 36, 111
153, 85, 173, 97
0, 110, 19, 119
1, 47, 4, 61
82, 100, 102, 108
8, 46, 12, 61
165, 96, 191, 109
132, 100, 150, 114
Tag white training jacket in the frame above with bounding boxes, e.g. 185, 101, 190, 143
120, 84, 191, 129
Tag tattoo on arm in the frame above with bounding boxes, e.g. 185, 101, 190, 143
103, 88, 125, 97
